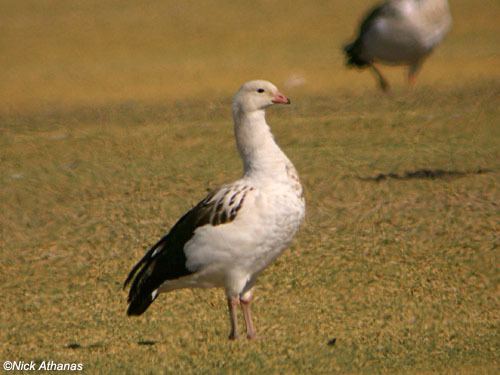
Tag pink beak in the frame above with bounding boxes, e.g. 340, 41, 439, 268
272, 92, 291, 104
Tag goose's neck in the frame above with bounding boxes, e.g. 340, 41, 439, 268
233, 108, 291, 178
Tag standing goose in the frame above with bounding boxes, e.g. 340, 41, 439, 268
124, 80, 305, 340
343, 0, 452, 91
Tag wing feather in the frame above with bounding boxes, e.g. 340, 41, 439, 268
124, 183, 253, 315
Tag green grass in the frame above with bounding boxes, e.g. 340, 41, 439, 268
1, 0, 499, 373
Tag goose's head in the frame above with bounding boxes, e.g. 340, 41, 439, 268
233, 80, 290, 114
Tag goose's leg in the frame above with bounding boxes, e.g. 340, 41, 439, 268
240, 289, 256, 339
227, 296, 240, 340
369, 63, 390, 92
408, 62, 422, 87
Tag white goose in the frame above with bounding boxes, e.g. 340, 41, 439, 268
124, 80, 305, 340
344, 0, 452, 91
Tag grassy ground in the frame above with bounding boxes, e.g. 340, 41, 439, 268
1, 0, 499, 373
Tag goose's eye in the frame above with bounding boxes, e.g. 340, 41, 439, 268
257, 88, 265, 93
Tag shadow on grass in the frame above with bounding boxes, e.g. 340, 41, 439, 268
65, 342, 106, 350
358, 168, 492, 182
137, 340, 156, 346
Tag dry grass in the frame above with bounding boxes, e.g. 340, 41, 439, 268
1, 0, 499, 108
1, 0, 499, 373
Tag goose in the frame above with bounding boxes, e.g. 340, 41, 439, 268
343, 0, 452, 91
124, 80, 305, 340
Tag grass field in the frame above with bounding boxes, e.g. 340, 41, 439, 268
1, 0, 499, 373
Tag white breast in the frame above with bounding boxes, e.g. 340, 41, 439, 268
183, 179, 304, 280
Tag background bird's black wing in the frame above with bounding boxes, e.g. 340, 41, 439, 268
359, 2, 392, 35
343, 2, 394, 67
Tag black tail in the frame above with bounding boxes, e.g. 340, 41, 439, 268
123, 240, 164, 316
127, 290, 157, 316
343, 39, 369, 68
124, 255, 158, 316
123, 207, 197, 316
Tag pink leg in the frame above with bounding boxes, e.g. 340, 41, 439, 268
240, 291, 256, 339
408, 62, 422, 87
227, 296, 240, 340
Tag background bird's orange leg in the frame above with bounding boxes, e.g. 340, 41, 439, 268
408, 62, 422, 87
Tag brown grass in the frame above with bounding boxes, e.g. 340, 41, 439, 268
1, 0, 499, 109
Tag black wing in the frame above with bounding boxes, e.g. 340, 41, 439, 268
359, 2, 394, 35
343, 2, 394, 67
123, 184, 252, 315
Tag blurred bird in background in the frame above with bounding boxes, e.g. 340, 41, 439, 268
343, 0, 452, 91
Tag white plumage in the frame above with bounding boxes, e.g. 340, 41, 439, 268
344, 0, 452, 91
124, 80, 305, 339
